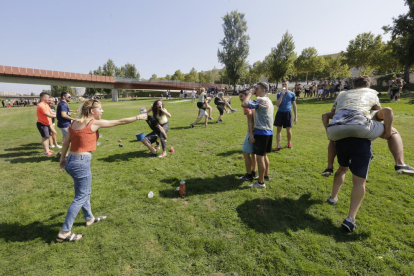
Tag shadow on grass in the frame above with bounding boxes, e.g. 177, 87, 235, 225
97, 150, 150, 162
0, 212, 66, 243
216, 150, 241, 157
159, 174, 247, 197
4, 143, 41, 152
0, 151, 43, 159
236, 194, 370, 242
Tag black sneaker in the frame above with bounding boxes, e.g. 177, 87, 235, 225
239, 174, 253, 181
149, 153, 158, 158
321, 168, 334, 177
264, 176, 270, 181
252, 171, 258, 179
190, 124, 194, 128
341, 218, 356, 232
395, 164, 414, 175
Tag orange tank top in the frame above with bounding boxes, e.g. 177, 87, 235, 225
69, 119, 99, 152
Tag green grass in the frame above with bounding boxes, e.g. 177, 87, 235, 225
0, 94, 414, 275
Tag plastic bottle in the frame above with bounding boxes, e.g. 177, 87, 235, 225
179, 179, 186, 197
148, 191, 154, 198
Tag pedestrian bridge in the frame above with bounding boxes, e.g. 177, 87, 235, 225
0, 65, 225, 101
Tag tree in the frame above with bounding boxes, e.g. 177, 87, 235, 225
383, 0, 414, 87
171, 70, 185, 81
217, 10, 250, 89
343, 32, 383, 75
247, 61, 265, 84
265, 31, 296, 85
185, 67, 199, 83
50, 86, 73, 97
294, 47, 325, 82
149, 74, 158, 81
102, 59, 117, 76
321, 54, 351, 80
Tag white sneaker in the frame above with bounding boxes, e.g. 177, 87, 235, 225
56, 145, 62, 148
249, 181, 266, 188
50, 145, 56, 148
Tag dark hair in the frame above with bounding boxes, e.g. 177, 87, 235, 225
256, 82, 269, 92
239, 90, 249, 96
353, 75, 371, 88
151, 100, 165, 116
61, 91, 69, 98
39, 92, 50, 98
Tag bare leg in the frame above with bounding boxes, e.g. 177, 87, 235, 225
264, 154, 269, 177
331, 166, 348, 200
276, 126, 282, 148
251, 154, 257, 172
286, 127, 292, 144
243, 152, 252, 174
142, 139, 157, 154
387, 129, 404, 165
42, 137, 50, 153
348, 175, 366, 221
256, 155, 265, 183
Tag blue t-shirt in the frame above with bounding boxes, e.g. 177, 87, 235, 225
276, 91, 296, 112
57, 101, 71, 128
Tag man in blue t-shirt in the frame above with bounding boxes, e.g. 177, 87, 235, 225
56, 91, 73, 143
274, 79, 298, 151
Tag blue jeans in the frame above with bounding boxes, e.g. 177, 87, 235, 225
62, 154, 94, 231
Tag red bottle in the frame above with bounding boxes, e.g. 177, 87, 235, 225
179, 179, 186, 197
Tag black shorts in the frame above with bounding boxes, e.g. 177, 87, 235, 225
336, 137, 372, 179
217, 105, 225, 115
253, 134, 273, 156
390, 89, 399, 97
36, 122, 51, 138
197, 102, 204, 109
144, 132, 158, 144
274, 111, 292, 128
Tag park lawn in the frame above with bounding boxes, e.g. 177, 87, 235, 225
0, 93, 413, 275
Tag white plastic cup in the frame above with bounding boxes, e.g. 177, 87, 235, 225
148, 191, 154, 198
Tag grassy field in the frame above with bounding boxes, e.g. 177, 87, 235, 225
0, 93, 413, 275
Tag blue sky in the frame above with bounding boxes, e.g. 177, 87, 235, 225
0, 0, 409, 94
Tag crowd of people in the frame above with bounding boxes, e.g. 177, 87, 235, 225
31, 75, 413, 242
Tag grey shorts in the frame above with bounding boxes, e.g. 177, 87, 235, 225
327, 121, 384, 141
59, 127, 69, 139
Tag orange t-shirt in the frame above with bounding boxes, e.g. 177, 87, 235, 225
37, 102, 52, 126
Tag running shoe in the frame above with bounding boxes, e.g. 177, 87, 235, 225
275, 147, 281, 152
287, 142, 292, 149
208, 117, 214, 120
44, 152, 53, 156
50, 145, 56, 148
56, 145, 62, 149
158, 152, 167, 158
231, 109, 237, 113
149, 153, 158, 158
321, 168, 334, 177
264, 176, 270, 181
252, 171, 258, 179
249, 181, 266, 188
154, 146, 160, 150
341, 217, 356, 233
239, 174, 253, 181
327, 197, 338, 205
190, 124, 194, 128
395, 164, 414, 175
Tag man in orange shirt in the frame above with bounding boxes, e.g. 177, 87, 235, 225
36, 92, 56, 155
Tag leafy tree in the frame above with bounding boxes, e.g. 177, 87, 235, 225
102, 59, 117, 76
320, 54, 351, 80
185, 67, 199, 83
50, 86, 74, 97
165, 74, 171, 80
374, 41, 403, 75
248, 61, 264, 84
265, 31, 296, 85
343, 32, 383, 75
217, 10, 250, 88
294, 47, 325, 82
171, 70, 185, 81
383, 0, 414, 87
149, 74, 158, 81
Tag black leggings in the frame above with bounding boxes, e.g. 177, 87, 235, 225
159, 122, 169, 151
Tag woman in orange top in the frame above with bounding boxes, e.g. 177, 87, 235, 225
57, 99, 147, 243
